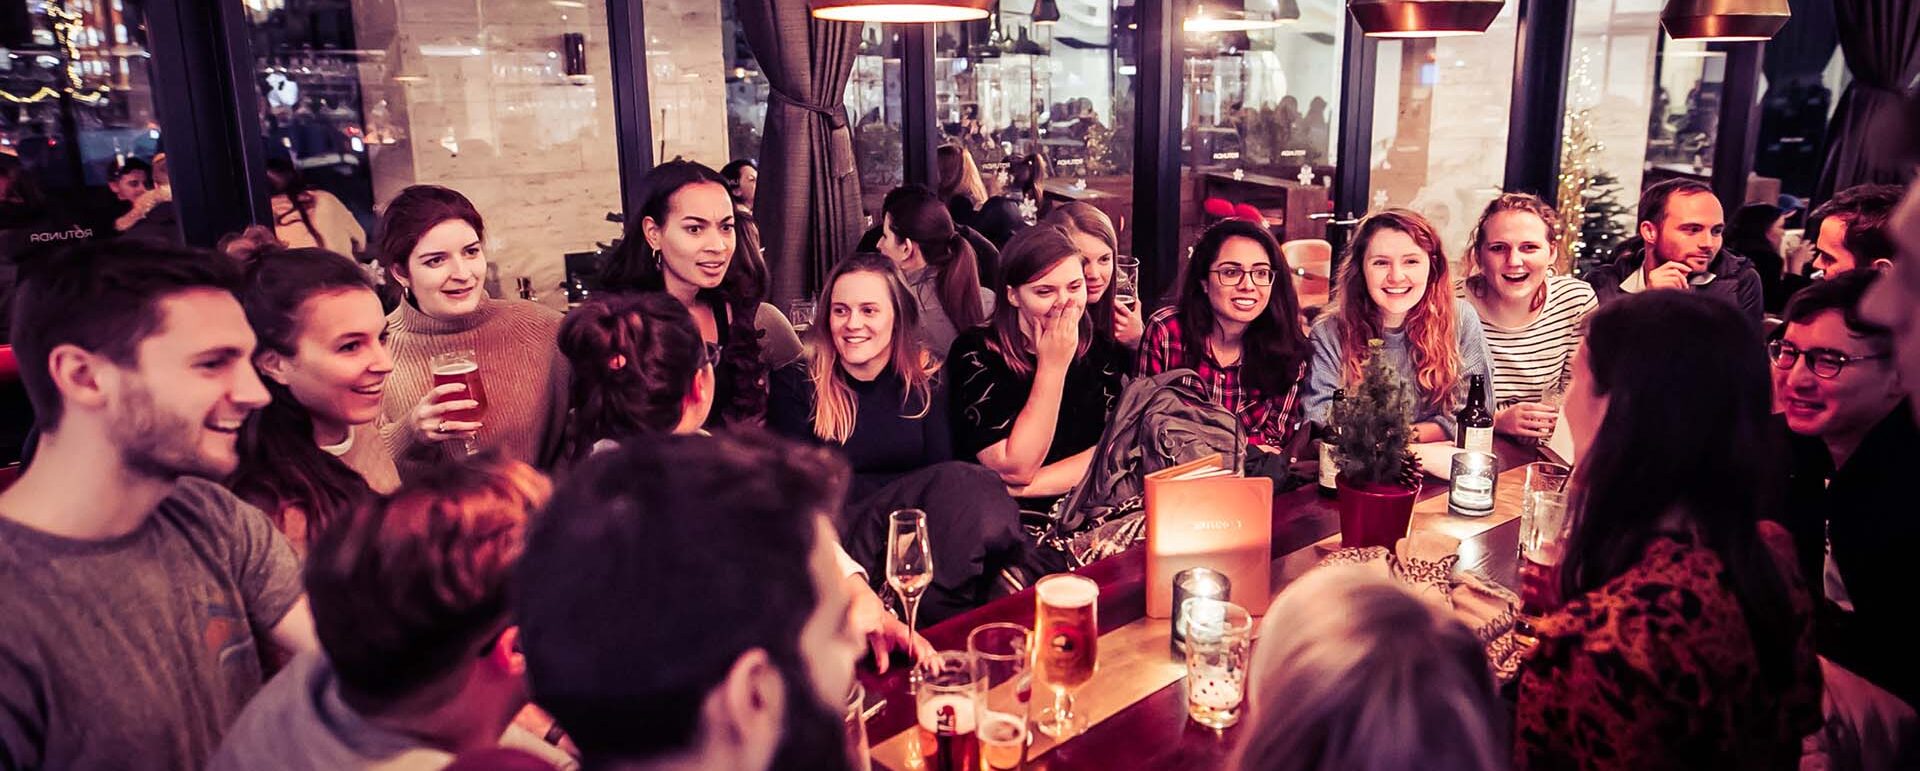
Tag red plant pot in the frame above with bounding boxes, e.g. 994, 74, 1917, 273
1336, 474, 1421, 549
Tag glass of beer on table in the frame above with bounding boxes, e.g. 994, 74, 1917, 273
428, 348, 487, 456
968, 623, 1033, 770
1182, 598, 1252, 729
916, 651, 981, 771
1516, 489, 1571, 642
1031, 574, 1098, 739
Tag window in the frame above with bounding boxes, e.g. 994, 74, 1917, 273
1560, 0, 1661, 274
937, 0, 1135, 249
244, 0, 624, 308
1, 0, 170, 247
850, 23, 903, 216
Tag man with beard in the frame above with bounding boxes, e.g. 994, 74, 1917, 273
0, 240, 317, 770
1586, 178, 1765, 322
517, 431, 863, 771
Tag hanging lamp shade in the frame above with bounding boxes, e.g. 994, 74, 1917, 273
1032, 0, 1061, 25
811, 0, 991, 23
1659, 0, 1789, 42
1346, 0, 1505, 38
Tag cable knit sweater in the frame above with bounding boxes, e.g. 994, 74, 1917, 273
379, 297, 570, 481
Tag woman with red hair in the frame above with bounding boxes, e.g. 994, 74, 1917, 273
1303, 209, 1493, 443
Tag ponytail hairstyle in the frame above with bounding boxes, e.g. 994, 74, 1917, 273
223, 225, 381, 551
1043, 201, 1120, 342
882, 184, 987, 330
1006, 153, 1049, 203
600, 160, 766, 422
1462, 192, 1562, 313
266, 156, 324, 249
988, 224, 1092, 378
805, 253, 938, 444
557, 293, 711, 459
936, 144, 988, 209
1331, 209, 1462, 412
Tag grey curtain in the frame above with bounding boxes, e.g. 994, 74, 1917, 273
1816, 0, 1920, 203
737, 0, 864, 308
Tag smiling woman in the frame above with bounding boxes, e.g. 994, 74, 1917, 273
373, 186, 571, 480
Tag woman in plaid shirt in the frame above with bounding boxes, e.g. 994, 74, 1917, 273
1136, 219, 1311, 460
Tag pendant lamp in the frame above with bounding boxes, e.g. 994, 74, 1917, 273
1659, 0, 1789, 42
1346, 0, 1505, 38
811, 0, 991, 23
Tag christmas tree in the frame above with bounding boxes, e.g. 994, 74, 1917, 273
1556, 51, 1635, 278
1332, 340, 1418, 488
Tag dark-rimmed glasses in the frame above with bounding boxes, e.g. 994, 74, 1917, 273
1210, 266, 1275, 287
1768, 339, 1889, 379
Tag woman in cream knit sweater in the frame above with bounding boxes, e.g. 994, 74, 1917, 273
373, 185, 570, 480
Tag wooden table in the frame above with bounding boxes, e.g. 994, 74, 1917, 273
858, 441, 1539, 770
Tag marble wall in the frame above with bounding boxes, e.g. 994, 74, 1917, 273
640, 0, 732, 167
351, 0, 624, 309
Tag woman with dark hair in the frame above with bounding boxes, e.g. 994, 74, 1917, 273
950, 224, 1126, 506
1046, 201, 1143, 348
769, 253, 1022, 622
600, 159, 800, 425
1515, 290, 1820, 769
266, 157, 365, 258
224, 227, 399, 554
1725, 202, 1792, 313
874, 185, 994, 355
1459, 193, 1597, 441
718, 158, 758, 214
1303, 209, 1494, 442
1138, 219, 1309, 460
974, 153, 1049, 248
374, 185, 570, 479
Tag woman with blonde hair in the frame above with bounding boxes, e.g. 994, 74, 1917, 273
937, 143, 988, 220
770, 253, 1022, 623
1459, 193, 1597, 441
1303, 208, 1494, 442
1233, 566, 1501, 771
1045, 201, 1143, 347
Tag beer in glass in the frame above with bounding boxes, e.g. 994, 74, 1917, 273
968, 623, 1032, 770
916, 651, 980, 771
1516, 490, 1570, 642
1031, 574, 1097, 738
429, 349, 487, 455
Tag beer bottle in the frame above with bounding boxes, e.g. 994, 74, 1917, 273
1317, 389, 1344, 498
1456, 374, 1494, 454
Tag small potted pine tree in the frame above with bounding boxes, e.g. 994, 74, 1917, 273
1331, 339, 1422, 548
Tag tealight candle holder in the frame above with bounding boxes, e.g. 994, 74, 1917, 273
1448, 451, 1498, 517
1171, 568, 1231, 654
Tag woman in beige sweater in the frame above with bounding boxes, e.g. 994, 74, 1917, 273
373, 185, 570, 480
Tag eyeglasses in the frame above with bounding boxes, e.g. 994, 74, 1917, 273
701, 341, 724, 367
1767, 339, 1889, 379
1211, 266, 1275, 287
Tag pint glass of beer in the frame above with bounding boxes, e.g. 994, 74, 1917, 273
428, 349, 487, 456
1516, 489, 1570, 642
968, 623, 1032, 770
916, 651, 981, 771
1031, 574, 1098, 739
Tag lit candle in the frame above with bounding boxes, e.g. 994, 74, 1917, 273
1171, 568, 1231, 654
1448, 451, 1498, 517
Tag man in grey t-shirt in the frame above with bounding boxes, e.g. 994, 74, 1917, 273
0, 240, 316, 771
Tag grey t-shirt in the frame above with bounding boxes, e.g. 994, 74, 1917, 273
0, 477, 303, 771
207, 652, 577, 771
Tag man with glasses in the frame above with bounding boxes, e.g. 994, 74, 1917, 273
1774, 270, 1918, 710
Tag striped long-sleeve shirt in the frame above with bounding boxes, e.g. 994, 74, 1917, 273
1470, 275, 1597, 409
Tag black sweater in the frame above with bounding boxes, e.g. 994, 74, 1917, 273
769, 361, 953, 501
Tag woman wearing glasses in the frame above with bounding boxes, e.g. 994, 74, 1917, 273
1137, 219, 1311, 463
1304, 209, 1494, 443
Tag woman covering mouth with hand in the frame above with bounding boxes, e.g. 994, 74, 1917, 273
1304, 209, 1494, 444
1459, 193, 1598, 442
374, 185, 571, 480
223, 227, 401, 555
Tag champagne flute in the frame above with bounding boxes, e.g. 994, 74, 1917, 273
886, 509, 933, 633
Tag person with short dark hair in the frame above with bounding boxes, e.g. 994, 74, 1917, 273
208, 459, 574, 771
1772, 270, 1918, 709
107, 156, 153, 203
1515, 290, 1820, 769
0, 240, 316, 771
719, 158, 758, 214
518, 431, 864, 771
1809, 183, 1904, 278
1584, 178, 1765, 321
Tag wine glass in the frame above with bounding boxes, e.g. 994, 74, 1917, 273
885, 509, 933, 633
1031, 573, 1098, 738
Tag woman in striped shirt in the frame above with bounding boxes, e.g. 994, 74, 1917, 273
1460, 193, 1598, 441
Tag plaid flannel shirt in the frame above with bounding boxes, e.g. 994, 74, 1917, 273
1134, 306, 1305, 450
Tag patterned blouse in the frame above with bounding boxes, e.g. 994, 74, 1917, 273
1514, 522, 1822, 771
1134, 306, 1306, 450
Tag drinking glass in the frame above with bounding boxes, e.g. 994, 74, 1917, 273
1517, 490, 1571, 639
886, 509, 933, 633
843, 682, 871, 771
1031, 574, 1098, 739
916, 651, 981, 771
969, 623, 1032, 770
1113, 256, 1141, 302
788, 298, 817, 332
428, 348, 486, 456
1521, 462, 1571, 514
1182, 599, 1253, 730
